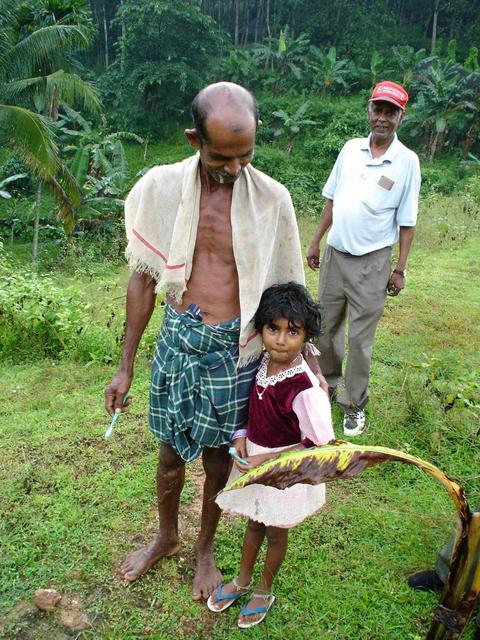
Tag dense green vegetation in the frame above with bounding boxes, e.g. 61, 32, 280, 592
0, 0, 479, 251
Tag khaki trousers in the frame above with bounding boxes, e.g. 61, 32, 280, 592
316, 244, 392, 412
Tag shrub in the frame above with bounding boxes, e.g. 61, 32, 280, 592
253, 146, 327, 216
0, 240, 162, 364
303, 113, 368, 165
0, 243, 90, 360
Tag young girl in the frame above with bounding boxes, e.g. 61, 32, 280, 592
210, 282, 334, 628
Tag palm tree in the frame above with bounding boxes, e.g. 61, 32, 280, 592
0, 0, 99, 255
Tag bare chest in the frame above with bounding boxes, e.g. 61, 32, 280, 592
194, 187, 234, 256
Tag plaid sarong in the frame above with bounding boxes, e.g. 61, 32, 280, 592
149, 304, 259, 462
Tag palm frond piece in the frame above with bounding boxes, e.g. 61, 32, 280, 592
5, 25, 89, 80
45, 71, 101, 114
224, 442, 479, 640
0, 104, 58, 178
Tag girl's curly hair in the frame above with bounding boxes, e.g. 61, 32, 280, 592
254, 282, 323, 341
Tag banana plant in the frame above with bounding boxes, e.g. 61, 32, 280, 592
272, 101, 316, 155
0, 173, 27, 199
223, 441, 479, 639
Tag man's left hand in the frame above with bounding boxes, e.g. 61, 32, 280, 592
387, 271, 406, 296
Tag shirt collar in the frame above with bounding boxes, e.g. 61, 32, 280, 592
361, 133, 400, 164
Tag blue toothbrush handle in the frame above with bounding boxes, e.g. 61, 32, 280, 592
228, 446, 249, 466
104, 392, 130, 439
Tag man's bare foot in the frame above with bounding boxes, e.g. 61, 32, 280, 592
120, 535, 180, 583
192, 545, 222, 601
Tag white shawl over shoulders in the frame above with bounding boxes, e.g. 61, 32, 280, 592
125, 153, 305, 367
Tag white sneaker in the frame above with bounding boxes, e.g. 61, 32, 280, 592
343, 409, 366, 436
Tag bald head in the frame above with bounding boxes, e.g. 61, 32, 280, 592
191, 82, 259, 144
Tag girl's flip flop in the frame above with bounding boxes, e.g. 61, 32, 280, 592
238, 591, 275, 628
207, 578, 251, 613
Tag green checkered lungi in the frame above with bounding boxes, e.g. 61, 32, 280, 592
149, 304, 259, 462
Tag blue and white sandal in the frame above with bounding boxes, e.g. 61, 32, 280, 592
238, 589, 276, 628
207, 577, 251, 613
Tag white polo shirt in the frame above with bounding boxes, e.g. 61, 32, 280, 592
322, 134, 421, 256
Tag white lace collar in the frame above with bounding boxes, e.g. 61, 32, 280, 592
256, 353, 305, 388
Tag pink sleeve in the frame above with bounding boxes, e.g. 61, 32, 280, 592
292, 387, 335, 445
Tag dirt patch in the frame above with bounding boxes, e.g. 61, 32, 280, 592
1, 592, 96, 640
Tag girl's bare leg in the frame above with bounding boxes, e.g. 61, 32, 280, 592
209, 518, 266, 605
238, 519, 267, 584
238, 526, 288, 625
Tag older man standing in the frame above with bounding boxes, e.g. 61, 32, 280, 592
105, 82, 325, 601
307, 81, 421, 436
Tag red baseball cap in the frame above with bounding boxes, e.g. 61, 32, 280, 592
370, 81, 409, 111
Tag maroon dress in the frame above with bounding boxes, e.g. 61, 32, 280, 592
216, 354, 334, 527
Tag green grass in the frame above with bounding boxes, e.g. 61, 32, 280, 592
1, 197, 479, 638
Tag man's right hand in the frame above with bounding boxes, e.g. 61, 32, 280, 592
306, 245, 320, 270
105, 370, 133, 416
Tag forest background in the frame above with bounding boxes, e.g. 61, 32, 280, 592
0, 1, 479, 639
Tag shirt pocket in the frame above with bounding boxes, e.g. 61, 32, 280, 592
361, 175, 400, 213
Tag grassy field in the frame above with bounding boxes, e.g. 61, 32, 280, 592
1, 190, 479, 639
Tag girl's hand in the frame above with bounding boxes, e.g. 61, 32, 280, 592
234, 452, 280, 472
231, 436, 247, 460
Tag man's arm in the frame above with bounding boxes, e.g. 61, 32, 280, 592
306, 199, 333, 270
387, 226, 415, 296
105, 271, 157, 415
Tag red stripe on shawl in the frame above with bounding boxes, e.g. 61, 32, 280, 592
132, 228, 185, 269
240, 331, 258, 348
132, 228, 167, 262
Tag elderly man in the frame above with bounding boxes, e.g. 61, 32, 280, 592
307, 81, 421, 436
105, 82, 325, 600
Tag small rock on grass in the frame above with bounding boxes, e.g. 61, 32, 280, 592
59, 606, 89, 632
34, 589, 62, 612
59, 598, 90, 631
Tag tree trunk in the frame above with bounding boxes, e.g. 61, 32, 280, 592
242, 0, 249, 44
254, 0, 263, 43
47, 85, 59, 122
32, 183, 42, 263
266, 0, 271, 38
431, 0, 440, 54
103, 0, 109, 68
120, 0, 125, 72
234, 0, 240, 45
461, 124, 477, 160
429, 131, 439, 160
